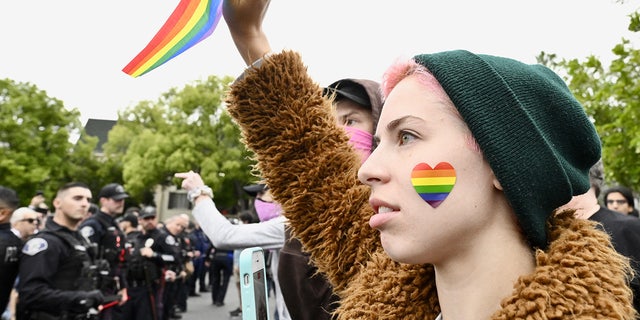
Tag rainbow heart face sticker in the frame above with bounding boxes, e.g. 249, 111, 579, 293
411, 162, 456, 208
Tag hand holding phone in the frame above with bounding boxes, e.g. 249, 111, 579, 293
239, 247, 270, 320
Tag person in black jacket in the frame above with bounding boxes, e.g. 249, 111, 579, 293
128, 207, 183, 320
159, 214, 188, 320
121, 211, 162, 320
559, 159, 640, 313
0, 186, 20, 314
17, 182, 105, 320
79, 183, 130, 320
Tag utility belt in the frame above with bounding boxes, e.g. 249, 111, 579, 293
128, 278, 157, 288
25, 310, 96, 320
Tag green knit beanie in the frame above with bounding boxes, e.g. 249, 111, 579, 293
413, 50, 601, 249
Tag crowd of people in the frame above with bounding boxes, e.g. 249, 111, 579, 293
3, 1, 640, 320
0, 182, 240, 320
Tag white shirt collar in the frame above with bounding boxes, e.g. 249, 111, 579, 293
10, 227, 21, 239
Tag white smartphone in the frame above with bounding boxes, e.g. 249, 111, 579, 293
239, 247, 271, 320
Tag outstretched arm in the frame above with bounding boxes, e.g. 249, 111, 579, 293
175, 171, 285, 250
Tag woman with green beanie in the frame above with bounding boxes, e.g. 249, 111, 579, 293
222, 0, 636, 319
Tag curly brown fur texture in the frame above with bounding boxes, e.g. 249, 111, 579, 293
226, 51, 636, 319
493, 211, 636, 319
338, 253, 440, 319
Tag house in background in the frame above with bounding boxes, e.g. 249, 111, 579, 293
83, 118, 116, 158
83, 118, 190, 220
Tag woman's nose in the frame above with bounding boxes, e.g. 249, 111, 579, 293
358, 148, 388, 186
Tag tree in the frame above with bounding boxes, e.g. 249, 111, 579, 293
103, 75, 256, 210
538, 9, 640, 192
0, 78, 98, 204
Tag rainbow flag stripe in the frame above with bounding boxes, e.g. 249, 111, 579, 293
411, 162, 456, 207
122, 0, 223, 77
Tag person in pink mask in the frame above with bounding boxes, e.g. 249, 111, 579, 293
174, 79, 382, 318
172, 172, 290, 319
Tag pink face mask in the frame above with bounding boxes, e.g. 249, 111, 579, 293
344, 126, 373, 163
254, 198, 282, 222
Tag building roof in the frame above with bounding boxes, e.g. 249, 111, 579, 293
84, 118, 116, 153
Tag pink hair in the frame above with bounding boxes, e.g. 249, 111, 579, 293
382, 58, 481, 153
381, 59, 448, 102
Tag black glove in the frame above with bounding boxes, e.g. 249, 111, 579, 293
81, 290, 105, 309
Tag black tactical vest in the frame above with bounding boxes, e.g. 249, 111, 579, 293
41, 230, 96, 291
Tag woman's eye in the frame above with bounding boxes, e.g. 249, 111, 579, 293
399, 131, 416, 145
345, 119, 356, 126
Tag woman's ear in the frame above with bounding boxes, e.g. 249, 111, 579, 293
492, 173, 503, 191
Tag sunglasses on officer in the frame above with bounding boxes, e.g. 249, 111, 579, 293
20, 218, 40, 225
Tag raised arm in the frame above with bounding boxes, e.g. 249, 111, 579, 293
222, 0, 272, 65
225, 50, 381, 293
221, 3, 439, 318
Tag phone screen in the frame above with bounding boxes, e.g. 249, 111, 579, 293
253, 268, 268, 320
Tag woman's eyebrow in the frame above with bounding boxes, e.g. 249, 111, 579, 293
374, 115, 423, 142
386, 115, 423, 132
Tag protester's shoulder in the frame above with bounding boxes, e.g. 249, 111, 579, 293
598, 207, 640, 222
594, 207, 640, 233
267, 215, 287, 224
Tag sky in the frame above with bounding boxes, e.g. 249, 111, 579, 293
1, 1, 638, 126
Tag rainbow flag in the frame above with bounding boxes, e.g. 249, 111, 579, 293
411, 162, 456, 208
122, 0, 223, 77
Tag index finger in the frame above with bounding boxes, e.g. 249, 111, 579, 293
174, 172, 189, 178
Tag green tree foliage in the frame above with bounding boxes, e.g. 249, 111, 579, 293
103, 75, 256, 209
0, 78, 98, 204
538, 11, 640, 191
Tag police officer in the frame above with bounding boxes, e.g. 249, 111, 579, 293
120, 212, 155, 320
159, 214, 186, 320
17, 182, 105, 320
123, 206, 181, 320
0, 186, 20, 314
165, 213, 194, 314
79, 183, 129, 320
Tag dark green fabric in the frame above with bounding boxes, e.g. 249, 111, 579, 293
414, 50, 601, 249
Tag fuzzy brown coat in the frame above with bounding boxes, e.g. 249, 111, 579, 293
226, 51, 636, 319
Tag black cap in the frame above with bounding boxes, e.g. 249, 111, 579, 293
98, 183, 129, 200
323, 79, 372, 107
120, 214, 139, 228
242, 184, 267, 197
140, 206, 157, 218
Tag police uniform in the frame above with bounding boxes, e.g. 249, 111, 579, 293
172, 230, 191, 313
121, 230, 156, 320
122, 224, 180, 320
17, 217, 104, 320
79, 211, 128, 294
79, 184, 130, 320
0, 222, 21, 312
156, 227, 182, 320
